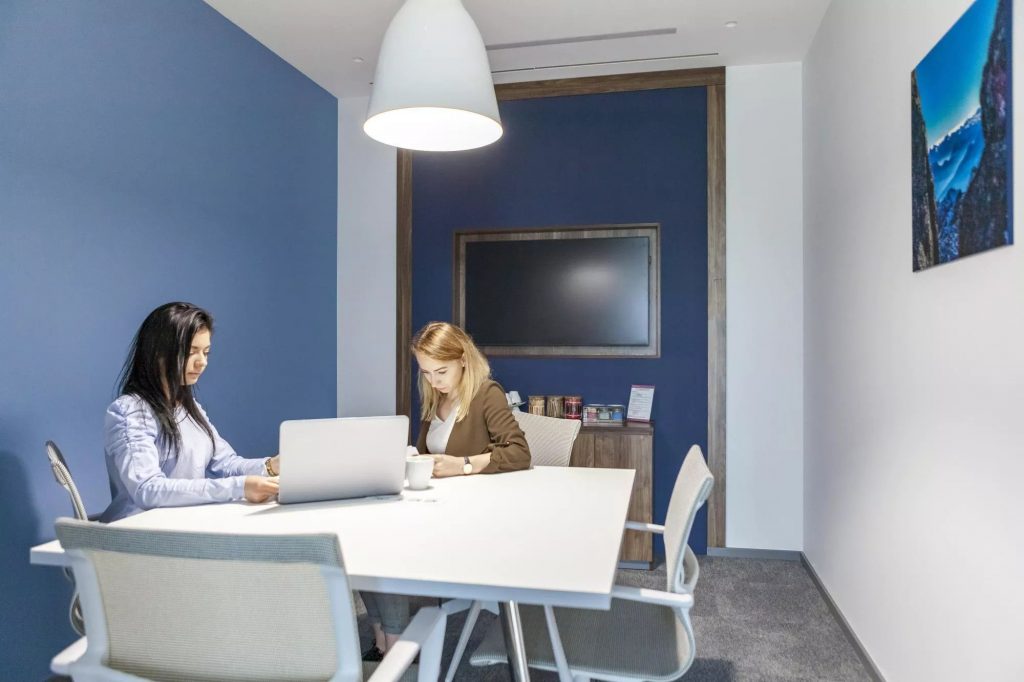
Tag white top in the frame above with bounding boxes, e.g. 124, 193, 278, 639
426, 401, 459, 454
101, 395, 266, 522
32, 467, 635, 610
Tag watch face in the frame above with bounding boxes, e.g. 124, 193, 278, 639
463, 459, 473, 474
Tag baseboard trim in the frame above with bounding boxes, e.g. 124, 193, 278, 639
617, 560, 653, 570
706, 546, 802, 561
800, 553, 885, 682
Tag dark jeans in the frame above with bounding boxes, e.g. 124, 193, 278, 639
361, 591, 411, 635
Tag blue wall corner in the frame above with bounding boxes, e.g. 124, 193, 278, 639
0, 1, 337, 676
411, 88, 710, 557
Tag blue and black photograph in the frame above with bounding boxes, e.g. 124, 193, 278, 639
911, 0, 1013, 271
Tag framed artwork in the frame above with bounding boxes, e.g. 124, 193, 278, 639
911, 0, 1013, 271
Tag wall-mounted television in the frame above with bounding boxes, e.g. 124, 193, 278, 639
454, 224, 660, 357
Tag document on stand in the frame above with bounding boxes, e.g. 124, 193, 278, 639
627, 385, 655, 422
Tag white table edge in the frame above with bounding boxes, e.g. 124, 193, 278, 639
31, 539, 615, 609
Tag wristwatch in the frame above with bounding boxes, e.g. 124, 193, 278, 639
462, 456, 473, 475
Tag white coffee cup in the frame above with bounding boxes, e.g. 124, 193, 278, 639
405, 455, 433, 490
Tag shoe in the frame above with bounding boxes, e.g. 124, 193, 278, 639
362, 645, 385, 662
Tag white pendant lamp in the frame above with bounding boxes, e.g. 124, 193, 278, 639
364, 0, 503, 152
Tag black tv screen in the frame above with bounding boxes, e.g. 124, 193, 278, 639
459, 229, 657, 352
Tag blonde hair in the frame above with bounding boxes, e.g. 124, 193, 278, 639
412, 322, 491, 423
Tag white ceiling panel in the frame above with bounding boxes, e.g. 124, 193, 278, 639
204, 0, 832, 97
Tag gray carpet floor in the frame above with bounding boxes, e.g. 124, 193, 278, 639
360, 557, 873, 682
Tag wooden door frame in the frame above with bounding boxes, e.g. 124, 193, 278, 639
395, 66, 728, 548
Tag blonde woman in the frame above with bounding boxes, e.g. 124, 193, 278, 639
412, 321, 530, 476
361, 322, 531, 661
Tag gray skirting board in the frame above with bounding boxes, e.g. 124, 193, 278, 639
706, 546, 803, 561
800, 553, 886, 682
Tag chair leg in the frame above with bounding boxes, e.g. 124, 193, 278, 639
444, 600, 482, 682
543, 605, 573, 682
416, 608, 446, 682
441, 598, 474, 615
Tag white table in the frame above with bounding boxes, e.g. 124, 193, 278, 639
32, 466, 635, 681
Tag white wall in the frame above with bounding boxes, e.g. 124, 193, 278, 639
337, 96, 397, 416
803, 1, 1024, 679
725, 63, 805, 551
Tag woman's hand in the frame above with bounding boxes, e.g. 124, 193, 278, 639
244, 475, 279, 503
431, 454, 465, 478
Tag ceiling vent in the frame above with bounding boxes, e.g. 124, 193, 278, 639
486, 27, 677, 51
492, 52, 718, 75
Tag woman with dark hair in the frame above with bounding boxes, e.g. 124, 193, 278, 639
99, 302, 279, 522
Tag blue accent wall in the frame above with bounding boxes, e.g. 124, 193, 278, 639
0, 1, 337, 677
411, 88, 709, 556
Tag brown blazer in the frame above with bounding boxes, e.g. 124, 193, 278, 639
415, 379, 531, 473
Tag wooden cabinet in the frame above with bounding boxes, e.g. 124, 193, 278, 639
570, 422, 653, 567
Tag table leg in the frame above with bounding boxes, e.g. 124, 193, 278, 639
499, 601, 531, 682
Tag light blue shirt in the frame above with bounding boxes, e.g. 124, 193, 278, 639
100, 394, 267, 522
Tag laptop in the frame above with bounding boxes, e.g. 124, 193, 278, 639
277, 415, 409, 504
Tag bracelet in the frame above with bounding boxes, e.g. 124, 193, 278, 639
265, 458, 277, 477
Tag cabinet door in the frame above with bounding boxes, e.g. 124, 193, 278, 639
570, 430, 653, 565
594, 434, 653, 564
569, 432, 594, 467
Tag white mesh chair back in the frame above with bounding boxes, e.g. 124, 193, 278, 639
512, 412, 581, 467
467, 448, 708, 681
56, 518, 362, 682
663, 445, 714, 595
46, 441, 88, 521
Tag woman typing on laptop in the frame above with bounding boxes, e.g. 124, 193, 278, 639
99, 302, 280, 523
361, 321, 530, 660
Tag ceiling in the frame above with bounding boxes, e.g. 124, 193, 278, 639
204, 0, 832, 99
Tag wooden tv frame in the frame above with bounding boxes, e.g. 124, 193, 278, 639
453, 224, 660, 358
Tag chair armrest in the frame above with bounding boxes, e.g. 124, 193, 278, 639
51, 636, 87, 676
611, 584, 694, 610
624, 521, 665, 534
367, 606, 446, 682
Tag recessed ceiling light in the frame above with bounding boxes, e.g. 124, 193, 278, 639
353, 56, 365, 63
724, 21, 738, 28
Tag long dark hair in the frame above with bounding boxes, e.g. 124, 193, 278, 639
117, 302, 216, 453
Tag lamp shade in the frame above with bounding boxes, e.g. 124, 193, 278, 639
364, 0, 502, 152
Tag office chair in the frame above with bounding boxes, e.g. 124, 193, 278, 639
45, 440, 90, 638
52, 518, 446, 681
470, 444, 713, 682
513, 411, 582, 467
46, 440, 89, 521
